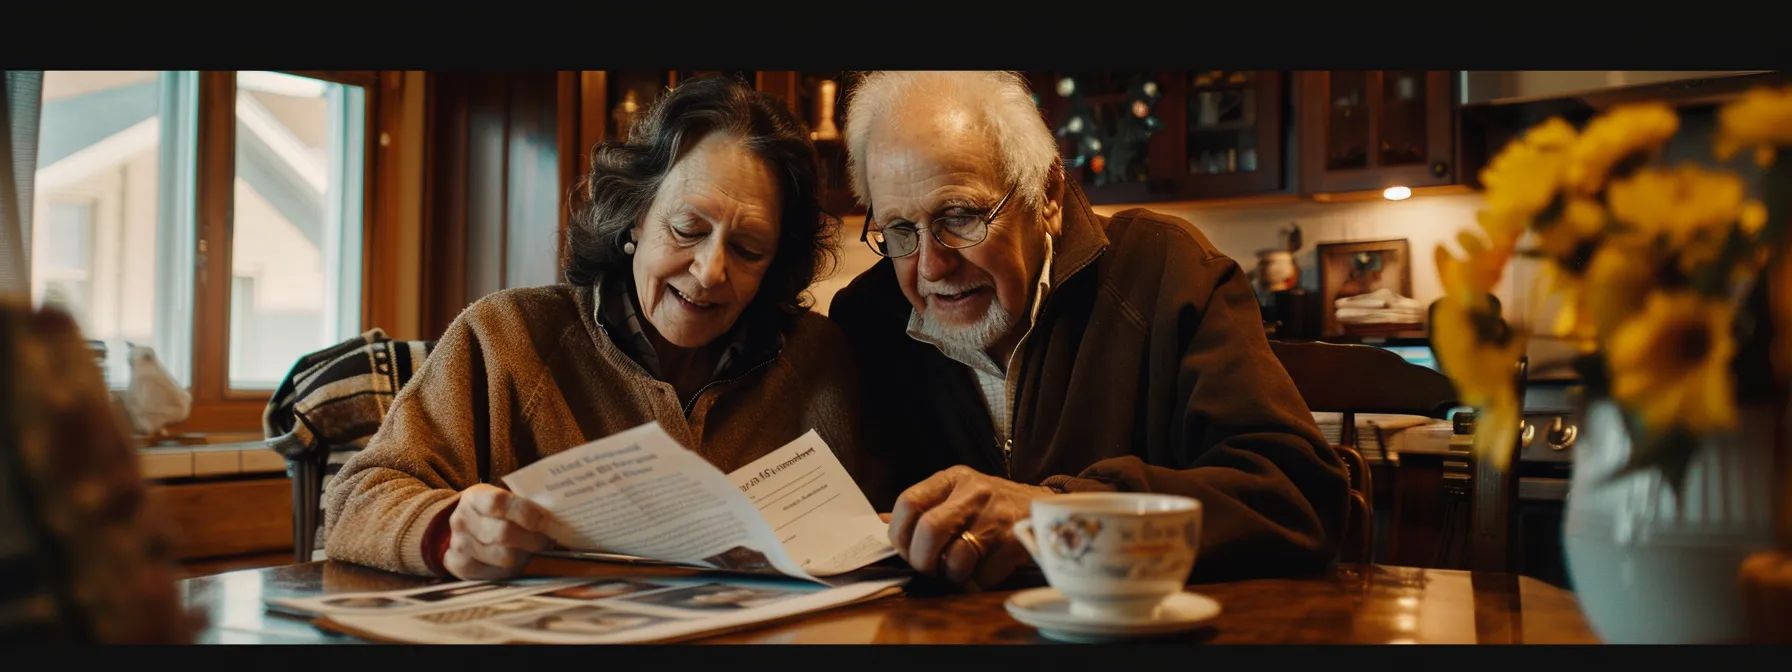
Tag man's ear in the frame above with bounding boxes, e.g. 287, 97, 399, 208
1040, 159, 1066, 237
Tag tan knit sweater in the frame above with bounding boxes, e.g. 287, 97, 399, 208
321, 283, 864, 577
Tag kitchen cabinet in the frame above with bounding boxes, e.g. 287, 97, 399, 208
1028, 71, 1288, 204
585, 71, 1464, 209
1295, 71, 1456, 194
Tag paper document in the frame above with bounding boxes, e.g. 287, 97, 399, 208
500, 422, 897, 583
270, 573, 908, 644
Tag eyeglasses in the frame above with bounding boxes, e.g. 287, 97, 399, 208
859, 185, 1017, 259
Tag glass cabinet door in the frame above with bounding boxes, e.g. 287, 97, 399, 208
1298, 70, 1455, 194
1032, 71, 1179, 204
1033, 71, 1285, 204
1176, 70, 1285, 198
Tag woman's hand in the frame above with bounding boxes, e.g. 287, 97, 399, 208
443, 484, 555, 580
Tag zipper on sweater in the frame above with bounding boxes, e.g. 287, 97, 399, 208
681, 354, 780, 416
598, 319, 779, 419
996, 237, 1104, 483
999, 332, 1027, 481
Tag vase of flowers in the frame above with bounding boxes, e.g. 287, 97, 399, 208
1432, 87, 1792, 644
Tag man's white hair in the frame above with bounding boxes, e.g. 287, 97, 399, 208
844, 71, 1060, 213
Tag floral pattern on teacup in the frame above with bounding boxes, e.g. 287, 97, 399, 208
1045, 515, 1102, 564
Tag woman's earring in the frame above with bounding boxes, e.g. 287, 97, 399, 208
623, 239, 636, 255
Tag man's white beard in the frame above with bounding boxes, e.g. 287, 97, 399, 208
917, 297, 1019, 355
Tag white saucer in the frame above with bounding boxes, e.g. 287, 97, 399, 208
1003, 587, 1221, 643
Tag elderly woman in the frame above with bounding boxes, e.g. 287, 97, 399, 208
322, 76, 860, 580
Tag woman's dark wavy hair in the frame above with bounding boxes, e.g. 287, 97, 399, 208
563, 75, 838, 317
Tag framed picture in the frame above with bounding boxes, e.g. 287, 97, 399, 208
1315, 238, 1417, 337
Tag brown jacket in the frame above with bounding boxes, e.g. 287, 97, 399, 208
828, 181, 1350, 582
322, 283, 864, 577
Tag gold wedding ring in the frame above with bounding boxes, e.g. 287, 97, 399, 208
957, 530, 986, 559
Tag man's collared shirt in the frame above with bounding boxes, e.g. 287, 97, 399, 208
903, 233, 1054, 444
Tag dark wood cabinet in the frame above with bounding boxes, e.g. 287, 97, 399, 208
574, 71, 863, 217
573, 71, 1466, 215
751, 70, 861, 217
1028, 71, 1289, 205
1296, 71, 1456, 194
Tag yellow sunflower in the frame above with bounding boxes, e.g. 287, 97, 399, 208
1562, 102, 1679, 196
1532, 196, 1606, 264
1741, 201, 1769, 237
1538, 262, 1596, 350
1583, 238, 1662, 347
1436, 227, 1515, 307
1476, 208, 1527, 251
1715, 86, 1792, 163
1606, 291, 1740, 434
1480, 117, 1578, 221
1430, 295, 1527, 472
1606, 165, 1749, 249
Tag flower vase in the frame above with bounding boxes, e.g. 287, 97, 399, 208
1563, 399, 1780, 643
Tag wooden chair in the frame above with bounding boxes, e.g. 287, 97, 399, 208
1269, 340, 1460, 565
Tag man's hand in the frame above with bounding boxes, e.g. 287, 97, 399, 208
443, 484, 554, 580
887, 465, 1056, 589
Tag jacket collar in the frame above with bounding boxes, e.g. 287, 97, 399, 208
1045, 179, 1112, 289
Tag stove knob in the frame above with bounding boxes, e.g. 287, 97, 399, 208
1546, 416, 1577, 451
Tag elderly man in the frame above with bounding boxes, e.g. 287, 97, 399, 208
828, 71, 1349, 590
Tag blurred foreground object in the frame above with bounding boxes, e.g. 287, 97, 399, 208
122, 343, 191, 438
1432, 91, 1792, 643
0, 299, 198, 643
1741, 549, 1792, 643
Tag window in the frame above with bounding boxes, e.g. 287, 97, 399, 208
228, 71, 366, 388
32, 70, 371, 429
33, 71, 197, 389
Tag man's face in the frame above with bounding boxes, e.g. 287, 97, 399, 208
864, 106, 1059, 354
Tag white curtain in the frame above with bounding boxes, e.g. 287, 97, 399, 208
1, 71, 43, 301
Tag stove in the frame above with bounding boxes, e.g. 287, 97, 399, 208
1520, 383, 1581, 464
1516, 381, 1580, 503
1514, 380, 1580, 588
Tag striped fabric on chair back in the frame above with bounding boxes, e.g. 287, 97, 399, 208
263, 328, 436, 556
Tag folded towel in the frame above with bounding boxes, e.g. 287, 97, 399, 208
1336, 307, 1426, 324
1334, 287, 1424, 310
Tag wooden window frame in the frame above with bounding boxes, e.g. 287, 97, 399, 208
172, 70, 384, 433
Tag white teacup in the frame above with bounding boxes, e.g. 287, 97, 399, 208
1011, 492, 1202, 620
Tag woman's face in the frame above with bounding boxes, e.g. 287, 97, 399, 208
631, 132, 782, 349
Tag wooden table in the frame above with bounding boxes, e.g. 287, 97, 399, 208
179, 558, 1599, 644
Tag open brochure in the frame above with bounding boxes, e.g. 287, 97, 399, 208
269, 573, 908, 644
499, 421, 899, 584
